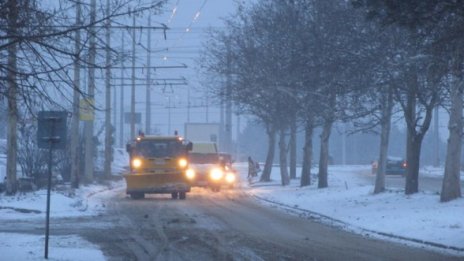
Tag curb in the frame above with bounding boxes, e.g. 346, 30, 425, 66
251, 193, 464, 254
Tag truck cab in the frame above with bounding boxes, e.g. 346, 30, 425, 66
125, 135, 194, 199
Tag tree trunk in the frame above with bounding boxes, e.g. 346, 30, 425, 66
279, 129, 290, 186
403, 71, 434, 195
405, 132, 422, 194
260, 127, 276, 182
318, 118, 332, 188
300, 120, 313, 187
374, 87, 393, 194
6, 0, 19, 195
289, 118, 297, 179
441, 77, 463, 202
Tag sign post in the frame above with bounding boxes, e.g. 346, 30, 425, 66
37, 111, 67, 259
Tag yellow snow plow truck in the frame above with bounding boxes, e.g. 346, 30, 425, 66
124, 135, 194, 199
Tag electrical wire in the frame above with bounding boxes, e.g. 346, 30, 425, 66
161, 0, 209, 61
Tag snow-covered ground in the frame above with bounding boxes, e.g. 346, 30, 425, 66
0, 148, 126, 260
237, 164, 464, 257
1, 157, 463, 259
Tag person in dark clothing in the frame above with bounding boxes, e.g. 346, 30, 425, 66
248, 156, 257, 178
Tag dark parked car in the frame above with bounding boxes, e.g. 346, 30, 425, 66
371, 157, 407, 175
386, 156, 407, 175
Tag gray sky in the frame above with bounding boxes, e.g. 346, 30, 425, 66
93, 0, 238, 143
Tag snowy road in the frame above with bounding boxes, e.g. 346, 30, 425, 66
34, 186, 463, 260
0, 183, 460, 260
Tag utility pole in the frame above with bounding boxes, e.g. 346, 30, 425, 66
236, 113, 240, 161
104, 0, 112, 178
219, 92, 224, 151
225, 41, 232, 153
146, 14, 152, 134
84, 0, 96, 181
130, 14, 136, 139
168, 96, 172, 134
187, 85, 191, 123
119, 34, 124, 147
71, 0, 81, 188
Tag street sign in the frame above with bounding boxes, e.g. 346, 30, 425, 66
37, 111, 67, 150
79, 98, 94, 121
37, 110, 68, 259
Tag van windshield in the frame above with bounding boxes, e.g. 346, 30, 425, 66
189, 153, 219, 164
134, 140, 184, 158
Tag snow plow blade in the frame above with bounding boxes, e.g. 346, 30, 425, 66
124, 173, 191, 194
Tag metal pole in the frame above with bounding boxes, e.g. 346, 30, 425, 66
44, 143, 52, 259
220, 91, 224, 151
119, 34, 124, 147
236, 113, 240, 161
44, 120, 55, 259
104, 0, 112, 178
187, 85, 190, 123
205, 90, 209, 123
130, 15, 136, 139
71, 1, 81, 188
225, 42, 232, 153
168, 96, 171, 135
434, 106, 440, 167
146, 15, 152, 134
84, 0, 96, 181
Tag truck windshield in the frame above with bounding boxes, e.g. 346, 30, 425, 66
134, 140, 183, 158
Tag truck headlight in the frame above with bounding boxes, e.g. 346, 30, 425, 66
132, 158, 142, 169
210, 168, 224, 181
186, 169, 196, 180
178, 158, 188, 168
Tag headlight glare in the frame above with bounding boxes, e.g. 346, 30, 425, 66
225, 172, 236, 183
210, 168, 224, 180
186, 169, 196, 179
178, 158, 188, 168
132, 158, 142, 169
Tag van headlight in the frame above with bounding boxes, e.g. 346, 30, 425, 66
186, 169, 196, 180
132, 158, 142, 169
209, 168, 224, 181
225, 172, 236, 183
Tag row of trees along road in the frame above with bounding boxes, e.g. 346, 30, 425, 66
201, 0, 462, 202
0, 0, 166, 195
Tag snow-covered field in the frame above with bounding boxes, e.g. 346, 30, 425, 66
0, 158, 463, 259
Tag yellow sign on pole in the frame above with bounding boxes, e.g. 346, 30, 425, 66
79, 98, 94, 121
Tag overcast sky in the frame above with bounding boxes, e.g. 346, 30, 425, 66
89, 0, 239, 144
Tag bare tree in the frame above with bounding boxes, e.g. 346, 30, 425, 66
353, 0, 464, 196
0, 0, 167, 194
